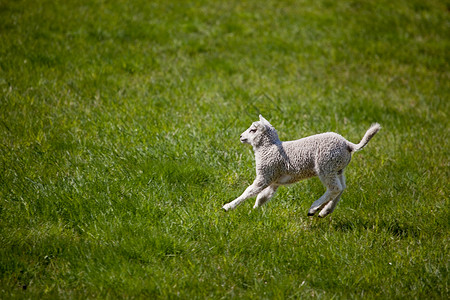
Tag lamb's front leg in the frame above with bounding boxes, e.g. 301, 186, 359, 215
223, 176, 269, 211
254, 185, 278, 208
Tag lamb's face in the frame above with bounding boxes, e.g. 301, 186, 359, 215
240, 115, 280, 147
240, 122, 264, 145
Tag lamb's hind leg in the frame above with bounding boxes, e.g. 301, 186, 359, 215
254, 185, 278, 208
307, 173, 343, 217
318, 172, 346, 218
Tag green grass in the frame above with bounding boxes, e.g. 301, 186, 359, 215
1, 0, 449, 298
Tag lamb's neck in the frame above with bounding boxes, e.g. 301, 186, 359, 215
253, 142, 280, 155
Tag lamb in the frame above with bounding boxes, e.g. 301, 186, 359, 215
222, 115, 381, 217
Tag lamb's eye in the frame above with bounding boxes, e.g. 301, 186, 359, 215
249, 128, 257, 133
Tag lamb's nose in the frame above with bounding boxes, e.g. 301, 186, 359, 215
240, 135, 242, 138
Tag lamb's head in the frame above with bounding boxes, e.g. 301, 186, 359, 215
240, 115, 280, 148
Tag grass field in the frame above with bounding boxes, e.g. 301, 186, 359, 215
1, 0, 449, 298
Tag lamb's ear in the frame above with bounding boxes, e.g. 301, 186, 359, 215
259, 115, 272, 127
254, 121, 266, 131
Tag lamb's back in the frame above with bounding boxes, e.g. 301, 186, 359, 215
282, 132, 349, 174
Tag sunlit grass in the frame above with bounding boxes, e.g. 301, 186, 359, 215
1, 0, 448, 298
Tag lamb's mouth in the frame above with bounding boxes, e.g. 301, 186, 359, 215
240, 138, 248, 143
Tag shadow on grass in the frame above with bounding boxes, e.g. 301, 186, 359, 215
313, 216, 424, 239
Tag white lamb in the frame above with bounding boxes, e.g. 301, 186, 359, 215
223, 115, 381, 217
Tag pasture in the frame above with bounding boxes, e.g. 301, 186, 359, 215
1, 0, 448, 298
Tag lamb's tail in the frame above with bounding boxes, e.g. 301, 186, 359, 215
348, 123, 381, 152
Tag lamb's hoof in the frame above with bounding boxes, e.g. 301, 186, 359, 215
307, 211, 315, 217
222, 204, 231, 211
318, 211, 330, 218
